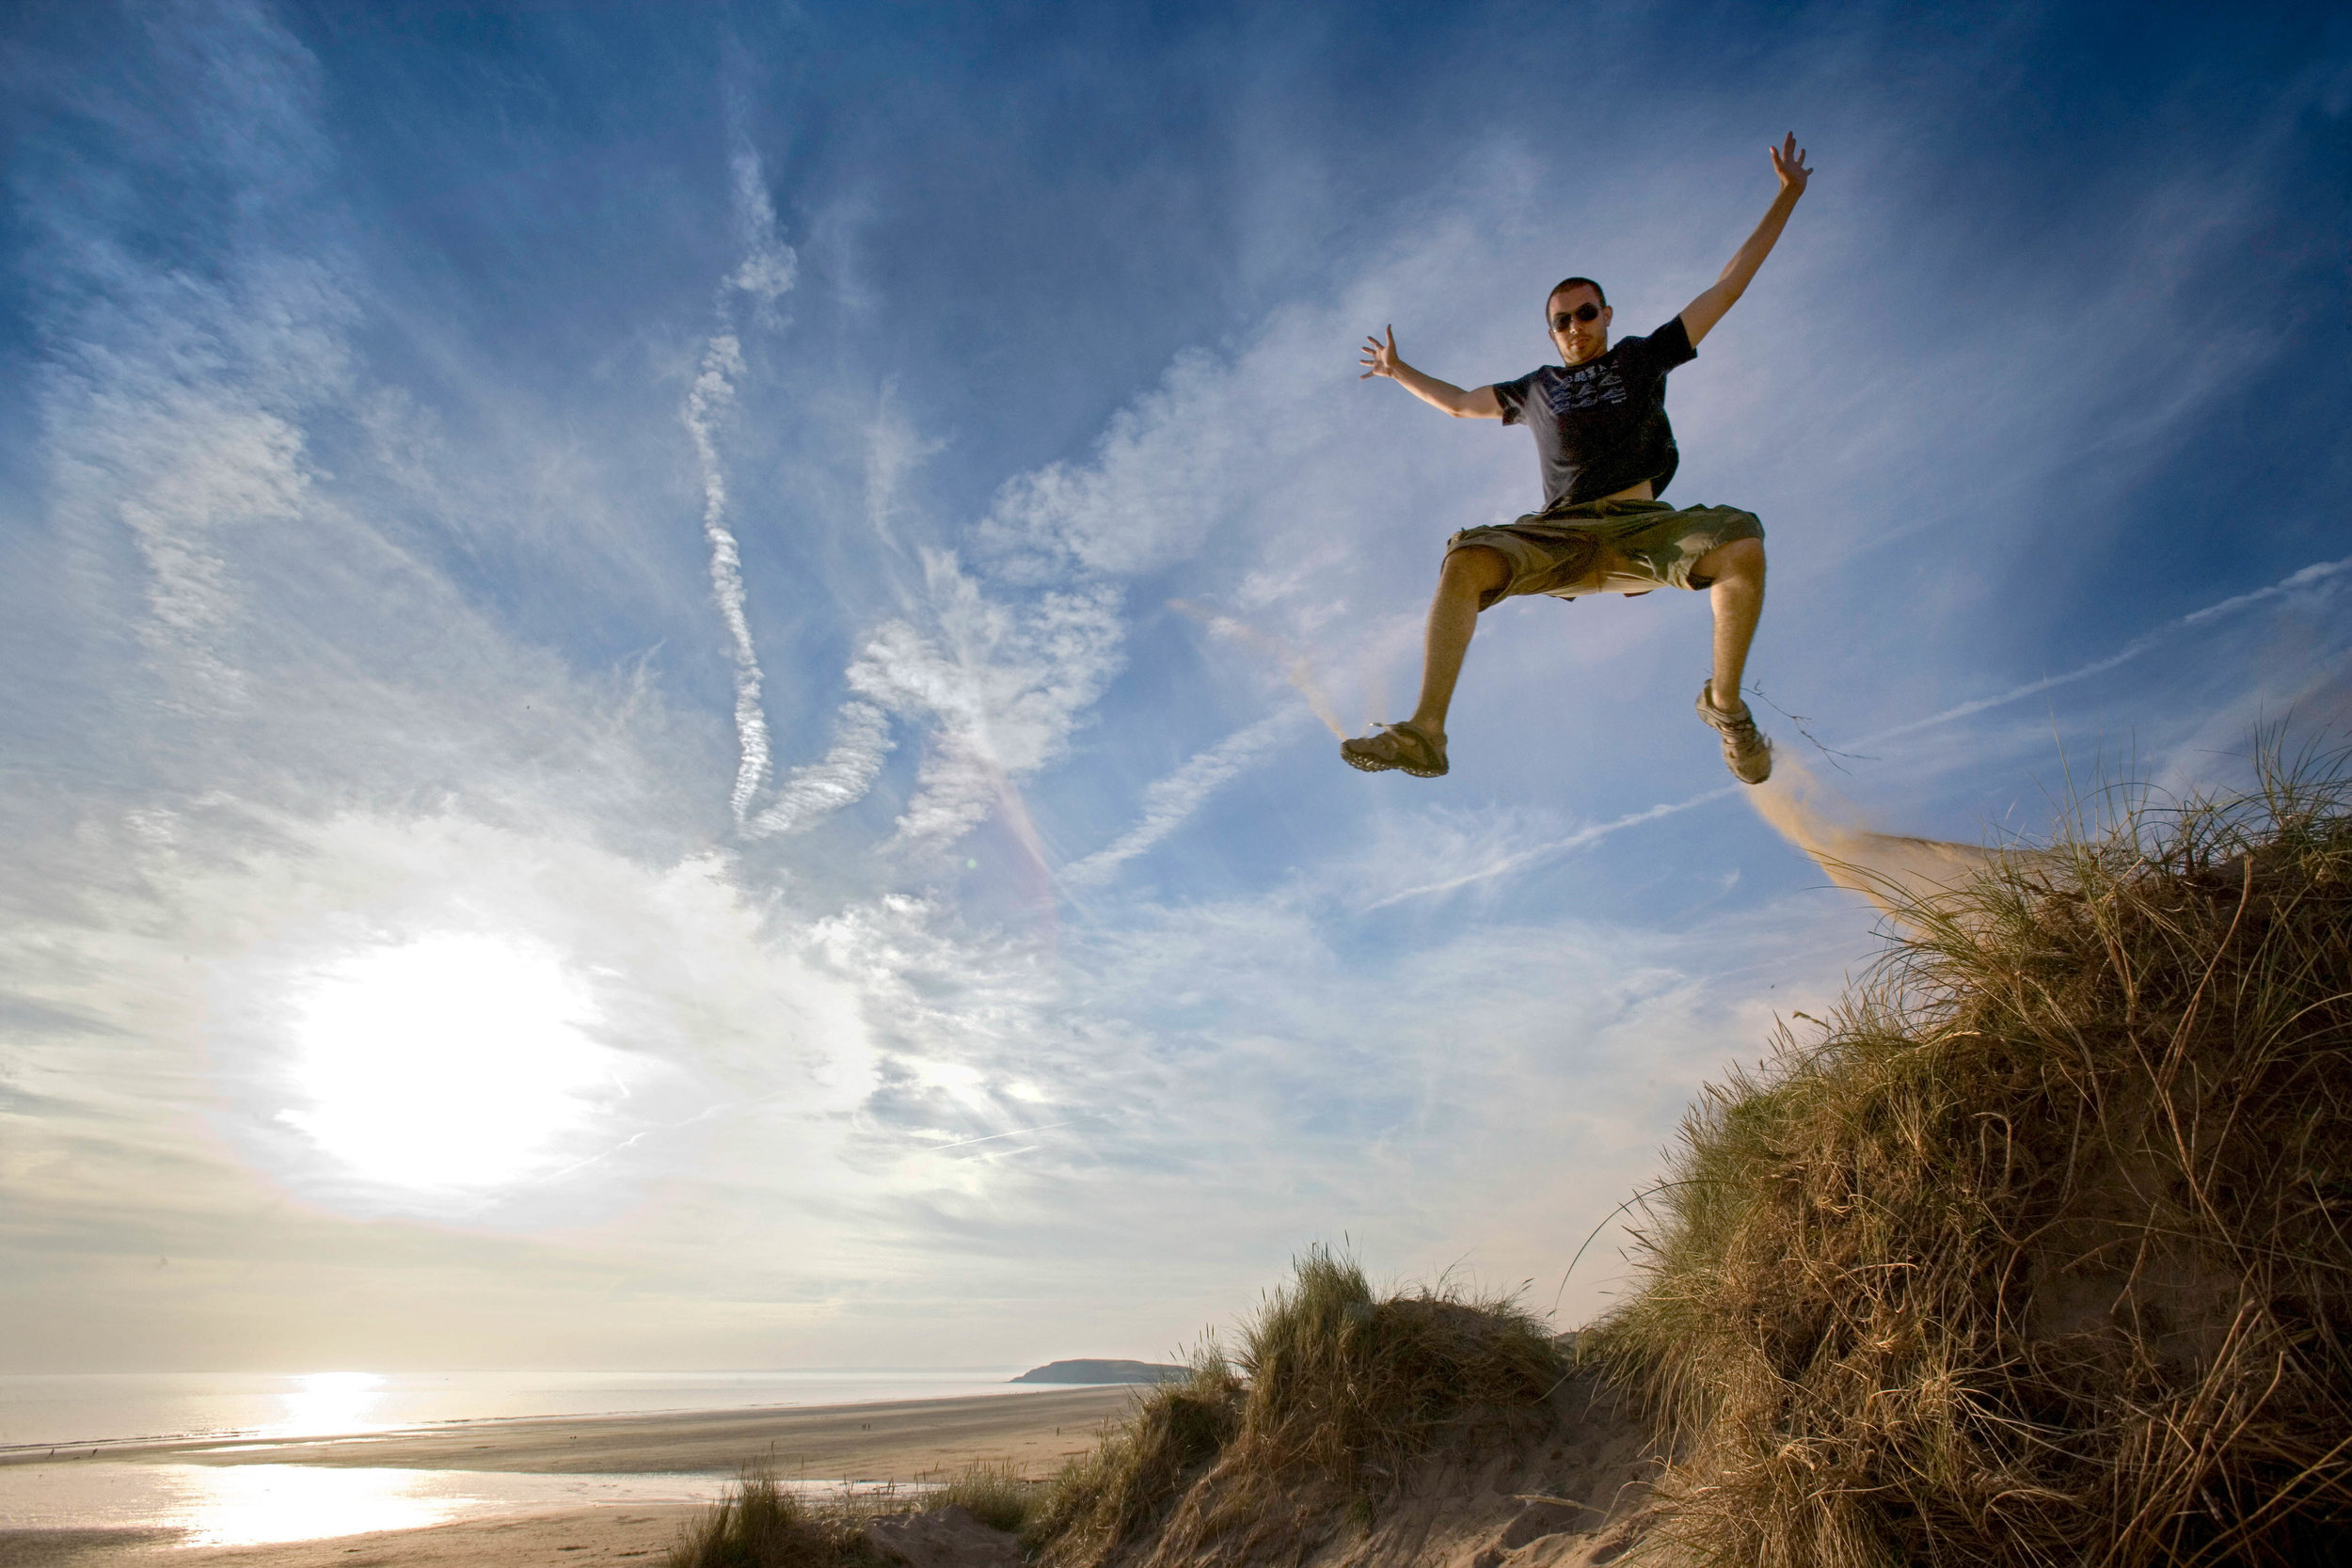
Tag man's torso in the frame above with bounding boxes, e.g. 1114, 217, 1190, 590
1491, 316, 1696, 509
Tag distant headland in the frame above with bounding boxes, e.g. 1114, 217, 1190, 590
1009, 1358, 1188, 1385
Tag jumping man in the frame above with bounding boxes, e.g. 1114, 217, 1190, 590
1343, 134, 1812, 785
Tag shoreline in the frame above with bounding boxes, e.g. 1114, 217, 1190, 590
0, 1384, 1136, 1476
0, 1386, 1137, 1565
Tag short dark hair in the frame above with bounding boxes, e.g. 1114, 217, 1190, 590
1546, 276, 1608, 312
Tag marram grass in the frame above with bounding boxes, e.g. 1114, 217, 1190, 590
1031, 1248, 1560, 1568
668, 1461, 1035, 1568
666, 1469, 885, 1568
1595, 743, 2352, 1566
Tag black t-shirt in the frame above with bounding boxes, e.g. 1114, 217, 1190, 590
1489, 315, 1696, 508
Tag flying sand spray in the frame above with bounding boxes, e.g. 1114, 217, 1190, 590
1168, 600, 1350, 738
1747, 754, 2023, 925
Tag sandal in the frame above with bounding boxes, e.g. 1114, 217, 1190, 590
1695, 680, 1772, 784
1341, 721, 1449, 778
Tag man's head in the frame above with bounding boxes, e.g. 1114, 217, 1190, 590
1546, 277, 1611, 366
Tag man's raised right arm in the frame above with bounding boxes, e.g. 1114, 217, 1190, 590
1359, 326, 1502, 419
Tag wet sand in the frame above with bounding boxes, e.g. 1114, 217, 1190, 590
0, 1507, 707, 1567
0, 1385, 1136, 1566
0, 1509, 705, 1567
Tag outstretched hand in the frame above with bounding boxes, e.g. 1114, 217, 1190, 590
1359, 325, 1400, 380
1680, 133, 1813, 347
1770, 133, 1812, 197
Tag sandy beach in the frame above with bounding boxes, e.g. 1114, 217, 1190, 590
0, 1509, 707, 1568
0, 1385, 1136, 1566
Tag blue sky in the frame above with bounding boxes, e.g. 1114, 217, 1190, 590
2, 0, 2347, 1373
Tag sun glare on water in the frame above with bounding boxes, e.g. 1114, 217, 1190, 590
269, 1370, 386, 1436
278, 934, 619, 1190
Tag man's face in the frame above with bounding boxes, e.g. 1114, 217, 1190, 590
1548, 285, 1611, 366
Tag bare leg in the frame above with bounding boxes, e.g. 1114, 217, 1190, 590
1694, 537, 1766, 714
1407, 546, 1510, 739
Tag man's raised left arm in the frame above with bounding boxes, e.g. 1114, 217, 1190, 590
1679, 134, 1812, 346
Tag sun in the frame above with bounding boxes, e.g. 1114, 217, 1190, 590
278, 933, 619, 1190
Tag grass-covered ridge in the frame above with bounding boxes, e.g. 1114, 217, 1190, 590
1032, 1246, 1561, 1567
1596, 751, 2352, 1565
667, 1254, 1563, 1568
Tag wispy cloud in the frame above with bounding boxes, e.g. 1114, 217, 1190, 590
1064, 710, 1305, 884
863, 388, 942, 562
32, 2, 350, 715
726, 144, 799, 321
844, 563, 1126, 849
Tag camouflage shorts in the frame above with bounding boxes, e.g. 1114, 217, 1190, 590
1445, 497, 1764, 610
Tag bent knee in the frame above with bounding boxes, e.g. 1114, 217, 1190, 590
1695, 535, 1764, 584
1441, 543, 1513, 593
1439, 540, 1515, 594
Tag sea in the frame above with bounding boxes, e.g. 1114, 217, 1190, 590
0, 1368, 1034, 1451
0, 1369, 1034, 1546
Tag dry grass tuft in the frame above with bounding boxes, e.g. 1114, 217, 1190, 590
1231, 1244, 1561, 1495
1033, 1247, 1561, 1568
1025, 1342, 1243, 1563
669, 1460, 1035, 1568
665, 1469, 886, 1568
933, 1457, 1044, 1536
1596, 741, 2352, 1566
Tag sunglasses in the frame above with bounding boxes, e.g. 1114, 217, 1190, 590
1549, 303, 1602, 329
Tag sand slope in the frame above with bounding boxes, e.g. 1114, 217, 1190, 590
1303, 1371, 1673, 1568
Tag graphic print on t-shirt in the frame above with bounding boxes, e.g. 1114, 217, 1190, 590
1543, 360, 1629, 415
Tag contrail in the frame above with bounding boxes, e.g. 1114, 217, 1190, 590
683, 332, 771, 823
1362, 788, 1738, 908
750, 700, 896, 837
686, 140, 801, 827
1368, 550, 2350, 904
1850, 553, 2352, 750
919, 1117, 1091, 1152
1064, 710, 1302, 886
